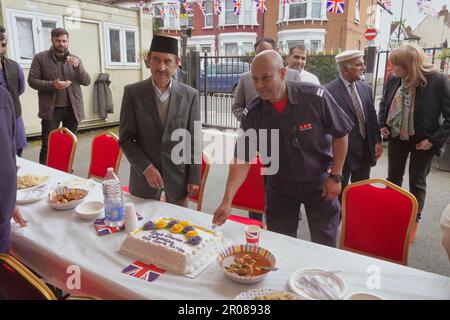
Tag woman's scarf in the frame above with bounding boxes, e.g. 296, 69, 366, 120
386, 79, 415, 140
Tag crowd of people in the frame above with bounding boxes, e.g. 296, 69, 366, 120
0, 30, 449, 257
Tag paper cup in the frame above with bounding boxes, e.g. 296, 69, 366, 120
245, 225, 261, 246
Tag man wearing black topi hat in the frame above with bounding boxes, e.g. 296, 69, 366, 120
119, 35, 201, 207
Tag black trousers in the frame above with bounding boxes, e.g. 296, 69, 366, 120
39, 107, 78, 165
387, 137, 435, 221
265, 174, 341, 247
341, 142, 372, 202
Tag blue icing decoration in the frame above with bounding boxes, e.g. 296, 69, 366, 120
188, 236, 202, 246
182, 225, 195, 234
167, 220, 179, 228
143, 221, 156, 231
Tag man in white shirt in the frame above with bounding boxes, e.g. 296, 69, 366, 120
286, 44, 321, 85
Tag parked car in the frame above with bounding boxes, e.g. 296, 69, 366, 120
200, 62, 250, 93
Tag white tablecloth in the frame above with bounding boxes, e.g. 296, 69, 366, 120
11, 158, 450, 300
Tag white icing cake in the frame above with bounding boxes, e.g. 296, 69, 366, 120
119, 218, 223, 275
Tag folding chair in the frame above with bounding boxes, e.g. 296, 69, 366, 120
340, 179, 418, 265
88, 131, 122, 180
188, 152, 211, 211
46, 127, 77, 173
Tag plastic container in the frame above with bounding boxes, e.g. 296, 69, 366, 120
102, 168, 125, 227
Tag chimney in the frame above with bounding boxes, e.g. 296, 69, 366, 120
438, 5, 448, 20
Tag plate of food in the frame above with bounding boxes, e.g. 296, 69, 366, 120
235, 289, 303, 300
17, 174, 49, 190
48, 187, 88, 210
16, 188, 48, 204
288, 268, 347, 300
217, 245, 276, 284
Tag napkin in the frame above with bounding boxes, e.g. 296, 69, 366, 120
122, 260, 166, 282
94, 212, 142, 236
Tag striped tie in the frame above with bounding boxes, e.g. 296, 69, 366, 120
348, 83, 366, 138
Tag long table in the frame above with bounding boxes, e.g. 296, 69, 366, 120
10, 158, 450, 300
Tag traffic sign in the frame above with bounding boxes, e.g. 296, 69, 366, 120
365, 27, 377, 41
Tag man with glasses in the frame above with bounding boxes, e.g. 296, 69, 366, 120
0, 26, 27, 157
28, 28, 91, 164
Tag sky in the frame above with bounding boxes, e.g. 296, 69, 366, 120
376, 0, 449, 48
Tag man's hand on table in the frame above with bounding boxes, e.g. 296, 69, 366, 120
13, 207, 28, 227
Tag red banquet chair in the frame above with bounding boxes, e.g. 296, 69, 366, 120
88, 131, 122, 180
188, 152, 211, 211
0, 254, 100, 300
227, 155, 266, 229
340, 179, 418, 266
46, 127, 77, 173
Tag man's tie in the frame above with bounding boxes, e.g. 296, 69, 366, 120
348, 83, 366, 138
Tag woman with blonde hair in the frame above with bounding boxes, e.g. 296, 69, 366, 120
378, 43, 450, 242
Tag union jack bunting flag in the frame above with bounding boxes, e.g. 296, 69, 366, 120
170, 4, 179, 17
94, 213, 143, 236
197, 0, 206, 15
281, 0, 291, 6
416, 0, 437, 16
234, 0, 242, 15
182, 1, 193, 13
255, 0, 267, 13
327, 0, 345, 14
136, 0, 145, 9
213, 0, 222, 15
122, 261, 166, 282
377, 0, 393, 15
159, 6, 166, 18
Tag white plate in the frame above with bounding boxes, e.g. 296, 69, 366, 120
235, 289, 304, 300
288, 268, 347, 300
62, 178, 97, 191
16, 188, 48, 204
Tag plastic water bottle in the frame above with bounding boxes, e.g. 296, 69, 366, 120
103, 167, 125, 227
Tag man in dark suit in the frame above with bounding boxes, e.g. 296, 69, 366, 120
326, 50, 382, 196
119, 36, 201, 207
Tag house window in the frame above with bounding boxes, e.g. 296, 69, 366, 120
153, 6, 164, 29
205, 1, 213, 27
105, 24, 139, 68
311, 0, 323, 19
287, 40, 304, 50
243, 0, 252, 25
225, 0, 238, 25
200, 45, 212, 54
289, 1, 307, 19
224, 43, 238, 56
242, 42, 253, 55
310, 40, 321, 54
7, 10, 62, 65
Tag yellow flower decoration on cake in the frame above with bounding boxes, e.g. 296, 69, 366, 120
186, 230, 199, 238
179, 220, 190, 227
155, 219, 168, 229
171, 224, 184, 234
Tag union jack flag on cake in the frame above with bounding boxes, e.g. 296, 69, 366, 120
122, 260, 166, 282
327, 0, 345, 14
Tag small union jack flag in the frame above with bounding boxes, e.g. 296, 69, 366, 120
255, 0, 267, 14
159, 6, 166, 18
170, 4, 179, 17
182, 1, 193, 13
94, 213, 142, 236
327, 0, 345, 14
136, 0, 145, 9
281, 0, 291, 6
122, 260, 166, 282
213, 0, 222, 15
233, 0, 242, 15
197, 0, 206, 15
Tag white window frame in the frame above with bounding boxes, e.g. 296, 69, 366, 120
354, 0, 361, 24
104, 23, 140, 69
219, 0, 258, 27
278, 29, 325, 55
152, 1, 180, 30
6, 9, 63, 66
204, 0, 214, 28
278, 0, 328, 23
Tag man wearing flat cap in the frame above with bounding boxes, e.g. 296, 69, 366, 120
326, 50, 382, 196
119, 35, 201, 206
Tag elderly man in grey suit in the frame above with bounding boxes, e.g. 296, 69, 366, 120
326, 50, 382, 198
231, 38, 301, 121
119, 36, 201, 207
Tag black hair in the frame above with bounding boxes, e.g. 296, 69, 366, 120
254, 37, 276, 52
51, 28, 69, 39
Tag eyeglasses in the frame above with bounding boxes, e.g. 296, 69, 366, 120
1, 43, 7, 48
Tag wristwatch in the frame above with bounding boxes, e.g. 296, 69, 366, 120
328, 173, 344, 183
